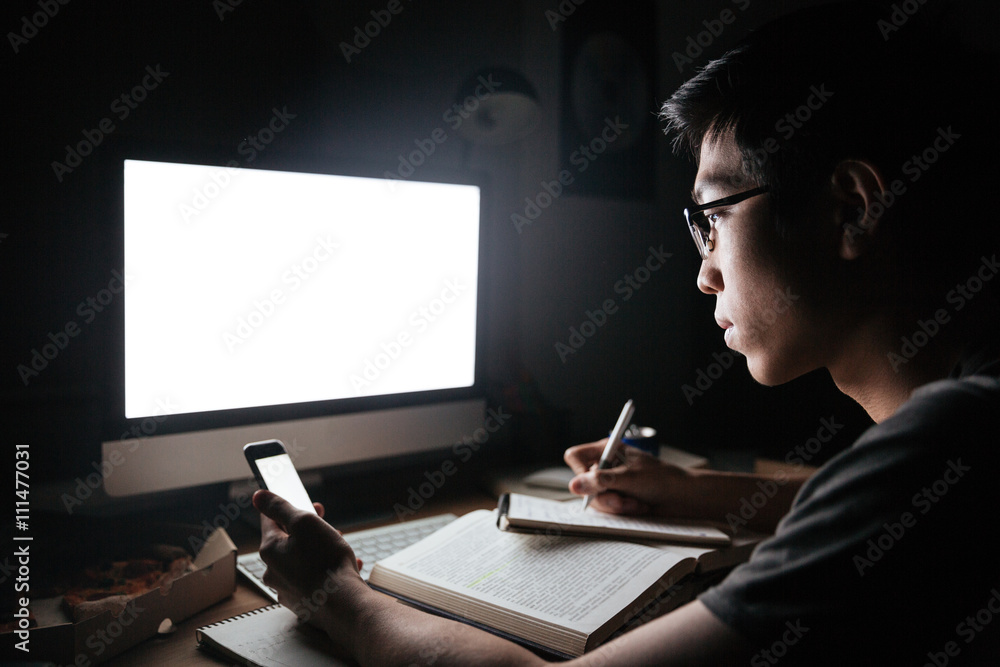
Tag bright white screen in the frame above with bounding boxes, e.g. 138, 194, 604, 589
124, 160, 480, 419
255, 453, 317, 514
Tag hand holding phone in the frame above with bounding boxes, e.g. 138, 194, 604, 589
244, 439, 317, 515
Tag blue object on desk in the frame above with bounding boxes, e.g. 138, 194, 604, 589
622, 425, 658, 455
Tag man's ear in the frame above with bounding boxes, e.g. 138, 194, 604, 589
830, 159, 890, 260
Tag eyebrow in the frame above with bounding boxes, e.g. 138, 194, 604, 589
691, 174, 741, 205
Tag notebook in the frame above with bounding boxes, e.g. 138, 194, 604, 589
196, 604, 346, 667
496, 493, 732, 546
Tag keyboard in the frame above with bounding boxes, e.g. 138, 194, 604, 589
237, 513, 457, 602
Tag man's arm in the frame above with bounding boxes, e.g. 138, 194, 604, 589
564, 441, 812, 532
575, 600, 750, 667
359, 596, 750, 667
354, 588, 549, 665
254, 491, 750, 666
254, 490, 549, 665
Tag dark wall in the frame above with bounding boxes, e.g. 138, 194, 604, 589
4, 0, 877, 489
512, 0, 872, 465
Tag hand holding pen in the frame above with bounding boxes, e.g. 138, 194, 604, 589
581, 399, 635, 511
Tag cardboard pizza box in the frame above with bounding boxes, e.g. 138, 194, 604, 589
1, 525, 236, 666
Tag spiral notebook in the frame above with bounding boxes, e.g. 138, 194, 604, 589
195, 604, 347, 666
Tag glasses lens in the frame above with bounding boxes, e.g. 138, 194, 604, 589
685, 210, 711, 258
689, 224, 707, 258
688, 209, 708, 231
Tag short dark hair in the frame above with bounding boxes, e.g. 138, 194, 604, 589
661, 0, 999, 327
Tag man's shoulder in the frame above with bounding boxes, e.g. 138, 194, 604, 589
702, 360, 1000, 664
859, 360, 1000, 451
799, 360, 1000, 513
913, 358, 1000, 405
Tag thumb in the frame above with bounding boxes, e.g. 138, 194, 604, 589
593, 462, 633, 490
569, 462, 628, 495
254, 489, 300, 529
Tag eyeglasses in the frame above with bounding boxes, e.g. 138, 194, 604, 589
684, 185, 770, 259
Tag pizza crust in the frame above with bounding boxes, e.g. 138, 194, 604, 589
61, 555, 194, 622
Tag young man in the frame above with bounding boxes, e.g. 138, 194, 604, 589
255, 1, 1000, 664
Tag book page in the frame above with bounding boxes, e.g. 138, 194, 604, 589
506, 494, 730, 544
371, 510, 692, 634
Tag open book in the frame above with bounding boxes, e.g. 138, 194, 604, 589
497, 493, 731, 546
196, 510, 765, 664
368, 509, 736, 658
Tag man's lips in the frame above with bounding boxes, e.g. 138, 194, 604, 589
717, 317, 735, 346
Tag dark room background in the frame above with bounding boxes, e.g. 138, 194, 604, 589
4, 0, 904, 496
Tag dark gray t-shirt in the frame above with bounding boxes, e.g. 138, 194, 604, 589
700, 349, 1000, 665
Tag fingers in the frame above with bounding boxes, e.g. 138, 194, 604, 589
260, 562, 285, 592
593, 463, 634, 489
590, 491, 648, 515
568, 470, 600, 496
564, 440, 608, 474
255, 491, 290, 556
566, 446, 651, 515
255, 489, 292, 520
569, 460, 632, 495
254, 489, 314, 542
258, 509, 280, 538
568, 479, 648, 514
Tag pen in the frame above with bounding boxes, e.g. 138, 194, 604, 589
581, 399, 635, 511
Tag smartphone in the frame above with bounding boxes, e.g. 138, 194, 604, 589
244, 439, 317, 515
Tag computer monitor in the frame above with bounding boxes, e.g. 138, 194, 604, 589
100, 156, 488, 500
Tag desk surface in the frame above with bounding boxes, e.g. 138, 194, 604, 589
106, 492, 497, 666
100, 457, 808, 665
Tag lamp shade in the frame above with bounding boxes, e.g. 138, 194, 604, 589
453, 67, 540, 146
